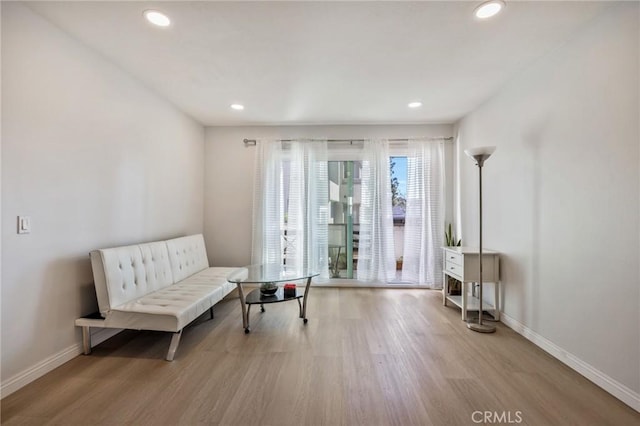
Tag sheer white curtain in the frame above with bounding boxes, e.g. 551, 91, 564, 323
357, 139, 396, 282
251, 139, 329, 280
402, 139, 445, 286
251, 140, 284, 266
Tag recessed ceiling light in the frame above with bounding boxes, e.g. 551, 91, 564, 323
230, 104, 245, 111
144, 10, 171, 27
408, 101, 422, 108
474, 1, 505, 19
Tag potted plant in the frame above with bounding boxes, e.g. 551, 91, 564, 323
445, 223, 461, 247
445, 223, 462, 295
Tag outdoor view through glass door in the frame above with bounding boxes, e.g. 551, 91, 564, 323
328, 161, 358, 278
327, 157, 407, 280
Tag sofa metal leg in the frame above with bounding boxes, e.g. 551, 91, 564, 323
81, 326, 92, 355
166, 331, 182, 361
209, 306, 214, 320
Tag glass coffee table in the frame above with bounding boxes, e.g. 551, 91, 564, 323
227, 264, 318, 333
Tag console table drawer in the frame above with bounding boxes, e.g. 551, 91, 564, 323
445, 261, 463, 278
445, 251, 462, 266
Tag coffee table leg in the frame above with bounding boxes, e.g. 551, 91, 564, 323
236, 283, 250, 333
246, 304, 252, 330
301, 276, 311, 324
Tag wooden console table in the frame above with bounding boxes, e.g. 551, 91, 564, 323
442, 247, 500, 321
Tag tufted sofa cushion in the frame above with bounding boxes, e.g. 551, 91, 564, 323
179, 267, 237, 296
91, 241, 174, 316
104, 267, 238, 332
166, 235, 210, 283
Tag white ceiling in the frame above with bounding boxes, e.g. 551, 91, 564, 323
26, 1, 612, 126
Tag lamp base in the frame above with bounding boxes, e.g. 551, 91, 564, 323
467, 322, 496, 333
467, 312, 499, 322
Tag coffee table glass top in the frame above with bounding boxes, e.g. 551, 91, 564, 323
227, 264, 318, 284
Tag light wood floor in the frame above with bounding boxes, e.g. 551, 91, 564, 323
2, 288, 638, 425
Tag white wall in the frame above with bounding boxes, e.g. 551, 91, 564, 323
204, 124, 453, 267
455, 2, 639, 400
1, 3, 205, 394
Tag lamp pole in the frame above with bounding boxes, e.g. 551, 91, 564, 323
465, 147, 496, 333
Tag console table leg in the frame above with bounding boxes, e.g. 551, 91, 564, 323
442, 272, 447, 306
461, 281, 468, 321
494, 282, 500, 321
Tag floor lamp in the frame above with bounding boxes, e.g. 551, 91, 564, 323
464, 146, 496, 333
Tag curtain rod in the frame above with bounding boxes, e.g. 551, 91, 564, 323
243, 137, 453, 146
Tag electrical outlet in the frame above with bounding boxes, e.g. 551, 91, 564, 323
17, 216, 31, 234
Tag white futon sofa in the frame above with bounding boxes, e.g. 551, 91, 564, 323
75, 234, 237, 361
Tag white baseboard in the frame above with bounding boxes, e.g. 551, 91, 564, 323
0, 344, 81, 399
0, 328, 122, 399
500, 312, 640, 412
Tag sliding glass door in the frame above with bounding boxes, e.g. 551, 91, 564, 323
252, 138, 444, 286
327, 157, 408, 281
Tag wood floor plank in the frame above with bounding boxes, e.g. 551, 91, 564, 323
1, 288, 638, 426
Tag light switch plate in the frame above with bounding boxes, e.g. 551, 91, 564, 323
17, 216, 31, 234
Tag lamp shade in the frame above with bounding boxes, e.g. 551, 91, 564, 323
464, 146, 496, 167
